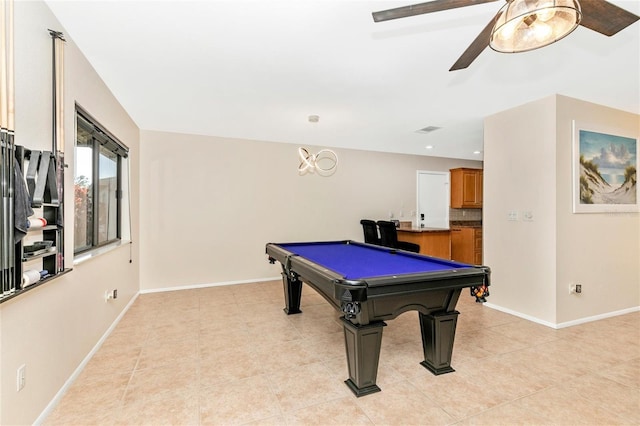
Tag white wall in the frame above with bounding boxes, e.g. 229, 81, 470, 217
139, 130, 482, 291
484, 96, 558, 324
555, 95, 640, 323
484, 94, 639, 326
0, 2, 140, 424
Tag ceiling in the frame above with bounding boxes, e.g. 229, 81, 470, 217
43, 0, 640, 161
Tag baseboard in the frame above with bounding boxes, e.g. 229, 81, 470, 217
139, 276, 281, 294
484, 302, 640, 329
555, 306, 640, 329
34, 292, 140, 426
483, 303, 558, 328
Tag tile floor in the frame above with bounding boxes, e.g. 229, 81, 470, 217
45, 280, 639, 425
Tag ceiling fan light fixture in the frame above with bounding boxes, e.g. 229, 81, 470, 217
490, 0, 582, 53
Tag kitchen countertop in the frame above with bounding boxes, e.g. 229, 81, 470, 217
395, 221, 482, 232
450, 221, 482, 228
397, 227, 450, 233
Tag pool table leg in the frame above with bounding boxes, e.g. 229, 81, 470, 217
281, 272, 302, 314
419, 311, 459, 375
341, 318, 386, 397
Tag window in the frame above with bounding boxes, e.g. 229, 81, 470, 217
74, 108, 129, 255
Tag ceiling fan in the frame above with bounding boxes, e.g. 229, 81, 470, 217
372, 0, 639, 71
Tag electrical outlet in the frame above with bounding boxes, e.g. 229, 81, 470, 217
570, 284, 582, 294
17, 364, 26, 392
105, 289, 118, 302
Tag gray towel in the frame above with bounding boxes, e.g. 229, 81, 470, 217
14, 158, 34, 243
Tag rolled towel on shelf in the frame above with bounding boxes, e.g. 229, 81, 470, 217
22, 269, 42, 288
27, 217, 48, 230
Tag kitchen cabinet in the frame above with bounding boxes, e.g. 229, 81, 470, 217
397, 228, 451, 259
451, 227, 482, 265
450, 168, 483, 208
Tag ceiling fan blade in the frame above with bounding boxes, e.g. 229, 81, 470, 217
579, 0, 639, 36
372, 0, 500, 23
449, 17, 497, 71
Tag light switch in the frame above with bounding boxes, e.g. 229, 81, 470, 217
507, 210, 519, 221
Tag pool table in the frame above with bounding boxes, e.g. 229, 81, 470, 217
266, 240, 490, 397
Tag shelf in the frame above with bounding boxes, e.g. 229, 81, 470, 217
22, 247, 57, 261
0, 268, 73, 304
27, 225, 58, 232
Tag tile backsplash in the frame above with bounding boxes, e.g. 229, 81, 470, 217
449, 208, 482, 222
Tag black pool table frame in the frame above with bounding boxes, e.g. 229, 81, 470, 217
266, 240, 490, 397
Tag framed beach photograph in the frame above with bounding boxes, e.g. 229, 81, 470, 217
572, 121, 638, 213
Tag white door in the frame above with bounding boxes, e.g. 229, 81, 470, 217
417, 171, 449, 228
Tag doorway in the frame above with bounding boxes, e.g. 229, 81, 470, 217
417, 171, 449, 229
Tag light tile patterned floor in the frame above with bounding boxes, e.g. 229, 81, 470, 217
45, 281, 640, 425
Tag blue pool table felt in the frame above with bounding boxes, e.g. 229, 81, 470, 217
280, 242, 471, 280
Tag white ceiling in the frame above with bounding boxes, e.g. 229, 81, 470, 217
44, 0, 640, 160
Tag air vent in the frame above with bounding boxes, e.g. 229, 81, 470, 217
416, 126, 441, 134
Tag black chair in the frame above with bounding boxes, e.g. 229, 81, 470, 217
376, 220, 420, 253
360, 219, 381, 245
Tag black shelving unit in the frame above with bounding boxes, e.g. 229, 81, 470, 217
1, 145, 71, 303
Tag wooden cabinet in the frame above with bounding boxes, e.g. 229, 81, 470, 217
397, 229, 451, 259
450, 168, 483, 208
451, 227, 482, 265
473, 229, 483, 264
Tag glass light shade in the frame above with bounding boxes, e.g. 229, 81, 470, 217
490, 0, 582, 53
